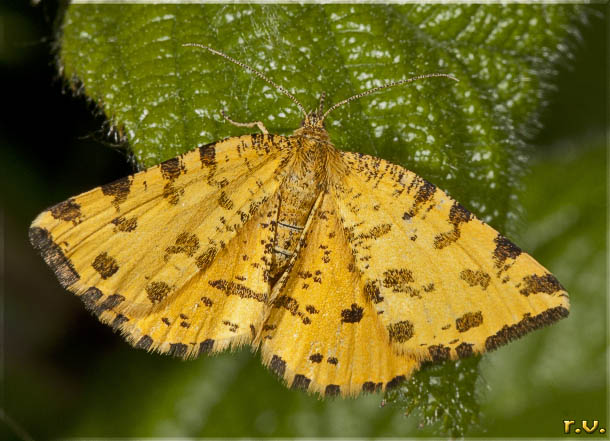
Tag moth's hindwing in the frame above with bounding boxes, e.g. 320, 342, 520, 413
261, 193, 419, 397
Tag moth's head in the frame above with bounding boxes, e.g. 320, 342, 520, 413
300, 110, 325, 130
294, 98, 330, 142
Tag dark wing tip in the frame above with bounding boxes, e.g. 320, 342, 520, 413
485, 306, 569, 351
29, 226, 80, 288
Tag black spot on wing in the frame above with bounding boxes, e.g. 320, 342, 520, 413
196, 247, 218, 271
218, 191, 234, 210
364, 281, 384, 304
433, 202, 473, 249
165, 232, 200, 258
199, 142, 216, 167
273, 295, 299, 314
455, 342, 474, 358
448, 201, 473, 225
309, 353, 323, 363
291, 374, 311, 391
92, 252, 119, 279
416, 180, 436, 201
168, 343, 188, 358
198, 339, 214, 355
269, 355, 286, 377
93, 294, 125, 317
49, 198, 82, 223
455, 311, 484, 333
135, 335, 153, 350
160, 157, 185, 181
460, 269, 491, 289
111, 314, 129, 331
387, 320, 414, 343
519, 273, 565, 296
341, 303, 363, 323
493, 234, 522, 267
222, 320, 239, 333
111, 215, 138, 232
146, 281, 171, 304
386, 375, 406, 390
209, 279, 266, 302
162, 182, 184, 205
80, 287, 103, 311
325, 384, 341, 397
101, 176, 132, 207
362, 381, 382, 393
428, 344, 451, 362
305, 305, 319, 314
382, 268, 415, 293
404, 178, 437, 219
356, 223, 392, 240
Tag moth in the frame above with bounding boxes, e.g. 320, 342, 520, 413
30, 44, 569, 397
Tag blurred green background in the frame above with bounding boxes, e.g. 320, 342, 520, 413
1, 2, 607, 439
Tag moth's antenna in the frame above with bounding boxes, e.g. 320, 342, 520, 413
182, 43, 307, 118
318, 91, 326, 117
321, 73, 459, 122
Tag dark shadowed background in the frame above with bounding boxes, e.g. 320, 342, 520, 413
1, 1, 607, 439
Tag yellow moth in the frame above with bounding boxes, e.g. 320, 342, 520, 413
30, 44, 569, 397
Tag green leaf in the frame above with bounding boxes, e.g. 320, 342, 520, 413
58, 4, 586, 437
385, 357, 481, 437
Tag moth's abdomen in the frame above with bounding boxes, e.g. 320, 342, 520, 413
269, 152, 324, 283
269, 183, 319, 282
